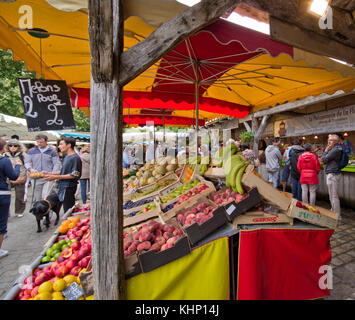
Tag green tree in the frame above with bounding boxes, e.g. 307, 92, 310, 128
72, 108, 90, 132
0, 48, 35, 117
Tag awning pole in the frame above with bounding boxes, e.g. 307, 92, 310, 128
195, 80, 199, 158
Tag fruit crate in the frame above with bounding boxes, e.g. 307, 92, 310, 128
286, 199, 338, 229
123, 198, 162, 228
174, 197, 228, 246
125, 253, 142, 279
159, 175, 216, 222
241, 165, 292, 211
123, 196, 157, 215
178, 163, 199, 183
126, 172, 179, 202
232, 210, 294, 228
138, 218, 191, 273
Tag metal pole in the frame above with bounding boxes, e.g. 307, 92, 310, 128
195, 81, 199, 157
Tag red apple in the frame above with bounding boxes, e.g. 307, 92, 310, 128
34, 272, 51, 286
75, 230, 84, 238
78, 256, 91, 268
65, 259, 77, 270
69, 251, 80, 263
20, 295, 31, 300
62, 247, 73, 258
69, 266, 82, 276
55, 265, 69, 278
33, 268, 41, 277
70, 241, 81, 251
31, 286, 39, 298
80, 226, 89, 232
56, 254, 65, 264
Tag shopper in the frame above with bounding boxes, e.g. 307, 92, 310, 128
4, 139, 27, 217
241, 143, 259, 167
44, 137, 82, 212
297, 144, 321, 206
79, 145, 90, 204
265, 137, 283, 188
0, 138, 21, 259
25, 134, 61, 202
337, 133, 354, 156
288, 138, 305, 201
321, 134, 342, 220
281, 141, 294, 192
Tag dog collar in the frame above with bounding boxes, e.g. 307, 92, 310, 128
43, 199, 52, 214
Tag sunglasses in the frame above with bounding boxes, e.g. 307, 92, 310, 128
8, 144, 19, 147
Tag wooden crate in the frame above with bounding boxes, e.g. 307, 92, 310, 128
159, 175, 216, 222
242, 165, 292, 211
123, 198, 162, 227
286, 199, 338, 229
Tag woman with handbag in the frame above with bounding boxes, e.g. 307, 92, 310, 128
5, 139, 27, 218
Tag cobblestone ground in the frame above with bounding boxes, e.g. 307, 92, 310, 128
0, 190, 354, 299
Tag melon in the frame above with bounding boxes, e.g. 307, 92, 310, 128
156, 166, 166, 175
166, 164, 177, 172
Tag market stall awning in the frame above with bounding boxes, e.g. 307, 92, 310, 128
56, 130, 90, 140
1, 0, 355, 119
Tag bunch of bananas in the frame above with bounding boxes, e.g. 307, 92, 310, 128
223, 147, 248, 194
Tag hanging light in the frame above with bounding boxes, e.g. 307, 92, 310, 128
309, 0, 329, 16
344, 132, 348, 137
302, 136, 306, 140
314, 135, 318, 139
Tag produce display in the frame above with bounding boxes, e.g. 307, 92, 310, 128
213, 188, 248, 205
172, 183, 209, 208
177, 202, 215, 227
124, 202, 157, 219
73, 204, 90, 213
131, 178, 177, 200
123, 198, 153, 211
16, 217, 92, 300
124, 220, 183, 257
183, 166, 194, 183
296, 201, 321, 214
124, 157, 182, 193
160, 179, 200, 204
41, 239, 73, 263
58, 216, 81, 234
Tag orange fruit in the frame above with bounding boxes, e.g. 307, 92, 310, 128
68, 222, 76, 229
63, 220, 71, 226
58, 225, 68, 234
71, 217, 80, 224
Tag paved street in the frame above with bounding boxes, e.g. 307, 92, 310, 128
0, 189, 354, 299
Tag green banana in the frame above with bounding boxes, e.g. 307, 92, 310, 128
230, 161, 246, 189
235, 162, 248, 194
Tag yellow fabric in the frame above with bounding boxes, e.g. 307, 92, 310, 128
1, 0, 355, 118
126, 236, 230, 300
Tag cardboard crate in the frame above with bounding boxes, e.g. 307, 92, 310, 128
233, 210, 294, 228
242, 165, 292, 211
159, 175, 216, 222
174, 197, 228, 246
123, 199, 162, 227
287, 199, 338, 229
125, 253, 142, 279
221, 188, 262, 222
203, 167, 225, 180
138, 218, 191, 273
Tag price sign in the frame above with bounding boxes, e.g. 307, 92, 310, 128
62, 282, 84, 300
131, 187, 138, 195
18, 78, 76, 131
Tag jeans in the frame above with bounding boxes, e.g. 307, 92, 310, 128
326, 173, 341, 216
80, 179, 90, 204
291, 177, 302, 201
62, 186, 77, 213
301, 184, 317, 206
281, 165, 291, 182
0, 195, 10, 235
268, 171, 279, 189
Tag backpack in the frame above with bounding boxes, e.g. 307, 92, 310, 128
289, 147, 305, 179
338, 147, 349, 170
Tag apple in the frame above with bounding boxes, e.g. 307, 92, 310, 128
20, 295, 31, 300
81, 226, 89, 232
57, 254, 65, 264
62, 247, 73, 258
33, 268, 41, 277
68, 234, 76, 240
69, 266, 82, 276
65, 259, 77, 270
69, 252, 80, 263
31, 286, 39, 298
75, 230, 84, 238
78, 256, 91, 268
70, 241, 81, 251
55, 265, 69, 278
34, 272, 51, 286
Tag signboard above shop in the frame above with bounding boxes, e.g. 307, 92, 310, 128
18, 78, 76, 132
274, 105, 355, 137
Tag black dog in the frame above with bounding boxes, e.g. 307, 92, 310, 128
29, 193, 62, 232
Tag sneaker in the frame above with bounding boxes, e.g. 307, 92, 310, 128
16, 214, 24, 218
0, 249, 9, 259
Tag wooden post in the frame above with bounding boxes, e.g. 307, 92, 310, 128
252, 114, 269, 158
89, 0, 126, 300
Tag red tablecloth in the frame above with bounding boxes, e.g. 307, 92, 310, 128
237, 228, 333, 300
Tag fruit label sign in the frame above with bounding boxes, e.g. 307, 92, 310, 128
62, 282, 83, 300
18, 78, 76, 131
226, 204, 236, 216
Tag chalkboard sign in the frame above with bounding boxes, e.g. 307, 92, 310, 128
18, 78, 76, 131
62, 281, 84, 300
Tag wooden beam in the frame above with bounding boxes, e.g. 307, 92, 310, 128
88, 0, 113, 83
269, 16, 355, 64
241, 0, 355, 64
89, 0, 126, 300
119, 0, 241, 86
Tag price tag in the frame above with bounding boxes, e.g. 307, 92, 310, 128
131, 187, 138, 195
62, 282, 84, 300
226, 204, 236, 216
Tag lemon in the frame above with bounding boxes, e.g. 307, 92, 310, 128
63, 275, 76, 286
38, 281, 53, 293
86, 295, 94, 300
53, 279, 67, 292
38, 292, 52, 300
34, 295, 42, 300
78, 296, 85, 300
52, 292, 64, 300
